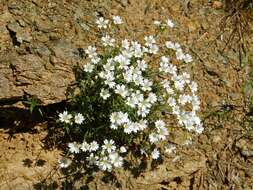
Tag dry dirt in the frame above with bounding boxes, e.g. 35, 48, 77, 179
0, 0, 253, 189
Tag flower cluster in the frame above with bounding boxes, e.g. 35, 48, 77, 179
58, 16, 203, 171
66, 139, 126, 171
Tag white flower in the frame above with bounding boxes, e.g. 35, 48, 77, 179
142, 46, 149, 53
98, 156, 112, 171
149, 133, 159, 143
102, 35, 115, 47
99, 70, 116, 88
160, 56, 170, 63
126, 96, 138, 108
100, 88, 111, 100
162, 79, 170, 88
148, 44, 159, 54
177, 111, 200, 131
83, 63, 94, 73
85, 46, 97, 58
133, 74, 144, 86
121, 39, 130, 49
155, 120, 165, 128
89, 141, 99, 151
165, 41, 175, 49
192, 95, 200, 111
137, 60, 148, 71
151, 148, 160, 159
68, 142, 80, 154
131, 41, 143, 58
167, 97, 177, 107
157, 126, 168, 140
80, 141, 90, 152
122, 49, 133, 58
96, 17, 109, 29
102, 139, 116, 153
123, 70, 133, 83
105, 80, 116, 88
174, 43, 181, 50
166, 18, 174, 28
138, 109, 149, 118
195, 123, 204, 134
189, 81, 198, 93
86, 153, 99, 165
58, 157, 71, 168
110, 112, 119, 124
109, 152, 123, 167
131, 122, 141, 133
167, 64, 178, 75
138, 99, 151, 110
137, 99, 151, 117
99, 70, 113, 80
172, 105, 181, 115
123, 122, 135, 134
74, 113, 84, 124
182, 72, 190, 83
178, 94, 192, 105
110, 112, 129, 125
159, 62, 169, 73
174, 80, 185, 91
114, 54, 130, 69
91, 57, 101, 64
159, 57, 171, 73
165, 87, 175, 95
103, 59, 115, 71
184, 54, 193, 63
126, 90, 143, 107
112, 16, 123, 24
137, 119, 148, 130
144, 35, 156, 46
162, 80, 174, 94
153, 120, 168, 141
120, 146, 127, 153
176, 49, 185, 61
147, 92, 157, 104
115, 84, 129, 98
141, 79, 153, 91
59, 111, 72, 124
135, 90, 144, 101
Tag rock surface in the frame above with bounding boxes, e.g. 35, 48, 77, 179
0, 1, 87, 106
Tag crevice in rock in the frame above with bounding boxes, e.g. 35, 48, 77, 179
0, 100, 68, 135
0, 96, 24, 106
7, 27, 21, 46
189, 176, 195, 190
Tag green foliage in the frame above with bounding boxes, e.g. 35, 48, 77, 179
23, 96, 43, 116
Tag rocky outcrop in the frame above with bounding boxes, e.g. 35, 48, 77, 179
0, 50, 76, 105
0, 1, 90, 107
0, 40, 79, 106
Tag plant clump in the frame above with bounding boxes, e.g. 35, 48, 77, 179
57, 16, 203, 172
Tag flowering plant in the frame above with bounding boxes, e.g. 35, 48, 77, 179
58, 16, 203, 171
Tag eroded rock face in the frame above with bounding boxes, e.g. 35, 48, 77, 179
0, 2, 85, 107
0, 44, 77, 106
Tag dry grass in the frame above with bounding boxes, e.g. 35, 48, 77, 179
220, 0, 253, 65
224, 0, 253, 12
